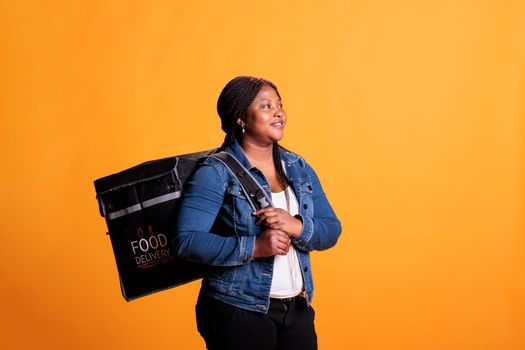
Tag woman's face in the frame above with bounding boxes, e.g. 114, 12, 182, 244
239, 85, 287, 146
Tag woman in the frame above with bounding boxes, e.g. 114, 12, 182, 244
173, 76, 342, 350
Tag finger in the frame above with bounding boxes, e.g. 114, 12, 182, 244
263, 217, 281, 225
271, 230, 288, 242
261, 209, 280, 217
253, 207, 276, 216
256, 211, 283, 225
275, 243, 290, 255
275, 234, 290, 244
257, 208, 284, 218
256, 210, 278, 219
256, 214, 277, 226
271, 229, 288, 238
277, 229, 291, 238
267, 222, 284, 231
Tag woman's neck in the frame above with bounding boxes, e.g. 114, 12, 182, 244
238, 138, 274, 165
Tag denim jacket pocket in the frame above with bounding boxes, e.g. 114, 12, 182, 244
225, 182, 254, 234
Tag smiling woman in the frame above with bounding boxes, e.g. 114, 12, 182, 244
172, 76, 342, 350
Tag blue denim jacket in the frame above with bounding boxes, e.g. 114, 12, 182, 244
172, 139, 342, 313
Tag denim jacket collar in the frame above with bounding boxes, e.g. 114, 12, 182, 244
224, 138, 299, 173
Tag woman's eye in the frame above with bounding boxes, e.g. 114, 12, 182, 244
262, 104, 270, 109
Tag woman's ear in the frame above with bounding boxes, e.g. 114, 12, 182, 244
236, 117, 244, 126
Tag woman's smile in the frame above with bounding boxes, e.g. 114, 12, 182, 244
271, 119, 284, 128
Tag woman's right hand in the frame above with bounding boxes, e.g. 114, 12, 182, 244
252, 229, 291, 259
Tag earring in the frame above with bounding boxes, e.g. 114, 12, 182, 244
241, 123, 246, 134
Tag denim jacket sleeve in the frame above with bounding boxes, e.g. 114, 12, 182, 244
171, 162, 255, 267
291, 159, 342, 252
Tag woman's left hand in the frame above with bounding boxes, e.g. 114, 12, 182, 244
253, 208, 303, 238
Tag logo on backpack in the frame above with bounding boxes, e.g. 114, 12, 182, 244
130, 225, 172, 269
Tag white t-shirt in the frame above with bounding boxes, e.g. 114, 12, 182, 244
269, 186, 304, 298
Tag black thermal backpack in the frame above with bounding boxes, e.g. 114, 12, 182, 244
94, 149, 271, 301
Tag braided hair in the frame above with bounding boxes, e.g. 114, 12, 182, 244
217, 76, 290, 188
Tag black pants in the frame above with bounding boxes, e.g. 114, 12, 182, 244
196, 292, 318, 350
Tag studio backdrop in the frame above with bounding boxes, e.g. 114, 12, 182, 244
1, 1, 524, 349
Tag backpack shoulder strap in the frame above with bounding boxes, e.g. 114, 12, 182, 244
208, 152, 273, 211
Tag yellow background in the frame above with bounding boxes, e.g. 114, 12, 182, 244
1, 1, 524, 349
